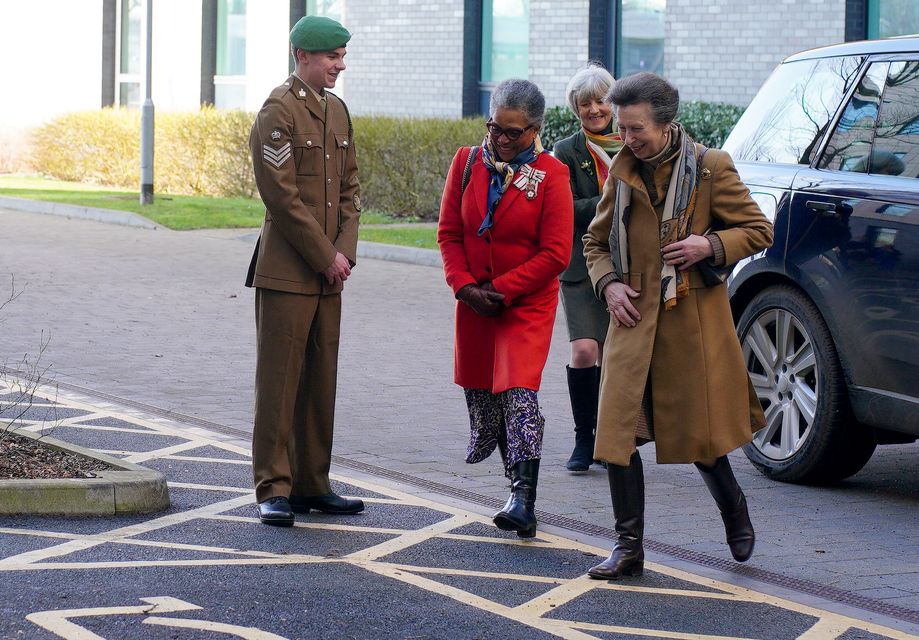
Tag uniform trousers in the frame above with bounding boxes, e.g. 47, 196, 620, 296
253, 287, 341, 503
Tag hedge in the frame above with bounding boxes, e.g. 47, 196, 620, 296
540, 101, 745, 150
29, 100, 743, 220
31, 108, 484, 220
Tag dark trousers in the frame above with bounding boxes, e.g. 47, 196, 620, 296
253, 288, 341, 502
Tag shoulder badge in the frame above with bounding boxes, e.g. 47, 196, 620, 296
270, 129, 282, 141
701, 168, 712, 180
353, 194, 362, 211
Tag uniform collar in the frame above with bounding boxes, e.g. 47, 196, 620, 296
289, 74, 326, 121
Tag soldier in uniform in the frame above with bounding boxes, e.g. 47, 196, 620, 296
246, 15, 363, 526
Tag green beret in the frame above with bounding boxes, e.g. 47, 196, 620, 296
290, 16, 351, 52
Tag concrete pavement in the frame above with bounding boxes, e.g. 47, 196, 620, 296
1, 206, 918, 625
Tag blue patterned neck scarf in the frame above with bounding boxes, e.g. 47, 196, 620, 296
478, 135, 543, 236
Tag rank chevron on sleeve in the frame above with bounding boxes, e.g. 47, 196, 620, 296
263, 142, 292, 168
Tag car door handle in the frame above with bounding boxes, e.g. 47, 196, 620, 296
805, 200, 835, 212
805, 200, 850, 219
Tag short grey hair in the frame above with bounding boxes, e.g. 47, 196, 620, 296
607, 72, 679, 125
489, 79, 546, 129
566, 63, 615, 116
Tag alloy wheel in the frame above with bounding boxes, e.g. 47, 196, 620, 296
742, 308, 819, 461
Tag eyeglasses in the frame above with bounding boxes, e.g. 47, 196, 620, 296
486, 120, 534, 142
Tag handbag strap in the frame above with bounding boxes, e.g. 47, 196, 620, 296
461, 146, 479, 195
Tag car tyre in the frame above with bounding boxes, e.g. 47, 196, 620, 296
736, 285, 876, 484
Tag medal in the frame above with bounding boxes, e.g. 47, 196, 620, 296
513, 164, 546, 200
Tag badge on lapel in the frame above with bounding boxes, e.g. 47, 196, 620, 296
513, 164, 547, 200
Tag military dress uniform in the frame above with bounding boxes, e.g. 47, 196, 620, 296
246, 71, 361, 507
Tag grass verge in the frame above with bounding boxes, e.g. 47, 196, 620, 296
0, 176, 438, 248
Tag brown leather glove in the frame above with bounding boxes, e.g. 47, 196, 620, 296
457, 283, 505, 317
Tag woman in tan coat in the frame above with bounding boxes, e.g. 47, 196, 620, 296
583, 73, 773, 579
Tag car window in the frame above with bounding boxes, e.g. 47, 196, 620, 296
818, 63, 888, 173
871, 60, 919, 178
723, 55, 864, 164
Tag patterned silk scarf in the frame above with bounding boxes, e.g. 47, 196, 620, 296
583, 129, 623, 190
478, 135, 544, 236
608, 124, 702, 310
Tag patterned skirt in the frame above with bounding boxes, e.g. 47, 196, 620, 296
463, 387, 544, 478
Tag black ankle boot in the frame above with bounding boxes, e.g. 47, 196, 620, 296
588, 450, 644, 579
493, 459, 539, 538
566, 366, 599, 473
695, 455, 755, 562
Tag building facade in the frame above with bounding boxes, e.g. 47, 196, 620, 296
1, 0, 916, 141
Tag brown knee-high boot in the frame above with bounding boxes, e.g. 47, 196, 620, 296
695, 455, 755, 562
588, 450, 644, 579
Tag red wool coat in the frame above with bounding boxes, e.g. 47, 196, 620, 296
438, 147, 574, 393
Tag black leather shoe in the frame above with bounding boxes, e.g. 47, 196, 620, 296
257, 497, 294, 527
290, 492, 364, 515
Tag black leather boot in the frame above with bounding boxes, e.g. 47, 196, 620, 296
565, 366, 599, 473
588, 450, 644, 579
695, 455, 755, 562
493, 459, 539, 538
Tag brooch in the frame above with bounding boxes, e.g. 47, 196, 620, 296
513, 164, 547, 200
579, 160, 594, 176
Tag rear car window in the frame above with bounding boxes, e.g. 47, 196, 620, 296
819, 62, 887, 172
872, 60, 919, 179
723, 55, 865, 164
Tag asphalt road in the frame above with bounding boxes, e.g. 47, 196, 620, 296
2, 388, 916, 640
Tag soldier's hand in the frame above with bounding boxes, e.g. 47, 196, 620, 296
323, 252, 352, 286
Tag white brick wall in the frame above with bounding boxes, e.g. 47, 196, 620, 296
342, 1, 466, 117
528, 0, 591, 108
665, 0, 846, 105
334, 0, 849, 116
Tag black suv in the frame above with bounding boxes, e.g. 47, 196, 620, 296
722, 37, 919, 484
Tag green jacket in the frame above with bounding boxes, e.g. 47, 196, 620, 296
553, 130, 610, 282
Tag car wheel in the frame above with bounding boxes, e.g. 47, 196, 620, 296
736, 285, 876, 483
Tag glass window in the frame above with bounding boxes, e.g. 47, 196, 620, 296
217, 0, 246, 76
117, 0, 141, 107
871, 61, 919, 179
307, 0, 343, 22
869, 0, 919, 39
215, 0, 246, 109
481, 0, 529, 83
722, 55, 864, 164
819, 63, 887, 173
619, 0, 665, 76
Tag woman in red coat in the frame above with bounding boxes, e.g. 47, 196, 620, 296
437, 78, 574, 538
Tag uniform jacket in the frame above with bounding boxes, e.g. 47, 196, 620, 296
553, 130, 604, 282
584, 140, 773, 466
438, 147, 574, 393
246, 74, 361, 295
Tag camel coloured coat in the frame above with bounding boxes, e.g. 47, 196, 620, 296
584, 139, 773, 466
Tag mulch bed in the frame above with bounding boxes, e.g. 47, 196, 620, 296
0, 430, 114, 479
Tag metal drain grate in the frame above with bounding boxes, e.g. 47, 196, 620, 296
7, 368, 919, 627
